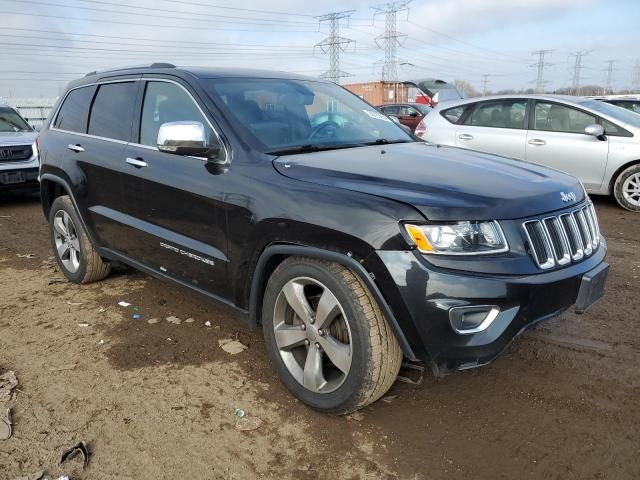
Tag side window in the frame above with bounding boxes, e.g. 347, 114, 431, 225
441, 106, 464, 124
533, 102, 595, 134
398, 105, 418, 116
139, 81, 212, 147
465, 100, 527, 129
601, 119, 631, 137
381, 105, 399, 115
54, 86, 94, 133
88, 82, 137, 141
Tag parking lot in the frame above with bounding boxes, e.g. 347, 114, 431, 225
0, 192, 638, 479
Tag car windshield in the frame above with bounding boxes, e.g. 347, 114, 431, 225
0, 107, 32, 132
579, 100, 640, 128
204, 78, 413, 154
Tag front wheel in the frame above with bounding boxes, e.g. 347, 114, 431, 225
49, 195, 111, 283
262, 257, 402, 414
613, 164, 640, 211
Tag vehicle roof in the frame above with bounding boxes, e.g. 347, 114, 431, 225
67, 64, 322, 89
436, 93, 592, 109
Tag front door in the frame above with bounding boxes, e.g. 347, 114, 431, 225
526, 101, 608, 190
455, 98, 529, 160
122, 79, 230, 297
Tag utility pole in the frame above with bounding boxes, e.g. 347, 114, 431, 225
315, 11, 356, 84
481, 74, 490, 96
604, 59, 616, 94
371, 1, 411, 82
569, 50, 589, 95
531, 49, 552, 93
631, 60, 640, 93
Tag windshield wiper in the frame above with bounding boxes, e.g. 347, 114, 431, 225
361, 138, 413, 146
266, 143, 363, 156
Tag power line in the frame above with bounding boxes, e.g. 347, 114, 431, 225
315, 11, 356, 84
531, 50, 552, 93
603, 59, 616, 93
632, 61, 640, 92
371, 1, 411, 82
569, 50, 590, 95
481, 74, 490, 95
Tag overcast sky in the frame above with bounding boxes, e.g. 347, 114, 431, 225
1, 0, 639, 98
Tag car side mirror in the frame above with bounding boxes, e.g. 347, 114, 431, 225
409, 111, 419, 118
584, 123, 605, 140
157, 121, 223, 161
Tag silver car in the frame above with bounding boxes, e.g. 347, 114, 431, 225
0, 104, 39, 193
419, 94, 640, 211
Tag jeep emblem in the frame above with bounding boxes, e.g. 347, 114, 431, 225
560, 191, 576, 203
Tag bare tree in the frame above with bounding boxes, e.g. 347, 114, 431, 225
453, 79, 480, 97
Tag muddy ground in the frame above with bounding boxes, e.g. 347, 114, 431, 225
0, 193, 638, 480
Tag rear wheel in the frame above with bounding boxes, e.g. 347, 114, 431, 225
262, 257, 402, 414
49, 195, 111, 283
613, 164, 640, 211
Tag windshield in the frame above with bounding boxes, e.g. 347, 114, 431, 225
579, 100, 640, 128
0, 107, 32, 132
204, 78, 413, 153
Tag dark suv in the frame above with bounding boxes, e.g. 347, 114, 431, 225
38, 64, 608, 414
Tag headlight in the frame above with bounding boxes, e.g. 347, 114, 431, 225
404, 221, 508, 255
31, 141, 39, 164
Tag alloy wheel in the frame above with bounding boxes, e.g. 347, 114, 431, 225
622, 173, 640, 206
52, 210, 81, 273
272, 277, 352, 393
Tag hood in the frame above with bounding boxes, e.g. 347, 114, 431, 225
0, 131, 37, 146
272, 142, 585, 221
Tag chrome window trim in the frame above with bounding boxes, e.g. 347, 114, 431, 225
50, 76, 230, 163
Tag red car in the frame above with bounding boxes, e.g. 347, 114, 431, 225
377, 103, 432, 133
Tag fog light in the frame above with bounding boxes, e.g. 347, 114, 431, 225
449, 306, 500, 334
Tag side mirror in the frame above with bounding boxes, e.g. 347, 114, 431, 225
409, 111, 419, 118
157, 121, 222, 161
584, 123, 605, 139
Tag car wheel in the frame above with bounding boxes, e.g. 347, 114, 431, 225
49, 195, 111, 283
262, 257, 402, 414
613, 164, 640, 212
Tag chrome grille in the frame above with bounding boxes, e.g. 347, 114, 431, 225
0, 145, 33, 163
524, 204, 601, 269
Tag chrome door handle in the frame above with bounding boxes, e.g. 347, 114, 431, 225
67, 144, 85, 153
125, 157, 148, 168
528, 139, 546, 146
458, 133, 473, 140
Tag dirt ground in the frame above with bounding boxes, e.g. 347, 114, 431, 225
0, 192, 638, 480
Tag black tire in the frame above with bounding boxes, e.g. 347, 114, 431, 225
262, 257, 402, 415
613, 163, 640, 212
49, 195, 111, 283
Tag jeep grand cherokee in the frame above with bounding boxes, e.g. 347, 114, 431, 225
37, 64, 608, 414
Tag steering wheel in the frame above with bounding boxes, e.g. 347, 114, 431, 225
308, 121, 340, 140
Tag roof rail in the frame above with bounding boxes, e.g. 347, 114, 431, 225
85, 63, 176, 77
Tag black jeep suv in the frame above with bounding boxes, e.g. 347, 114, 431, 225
38, 64, 608, 414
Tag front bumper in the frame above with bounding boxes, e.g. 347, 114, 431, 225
0, 166, 39, 192
373, 241, 607, 375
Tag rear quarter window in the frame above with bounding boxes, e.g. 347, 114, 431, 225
441, 106, 465, 124
53, 86, 95, 133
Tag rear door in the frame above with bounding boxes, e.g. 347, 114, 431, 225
80, 79, 142, 252
455, 99, 528, 160
121, 78, 230, 297
526, 101, 608, 190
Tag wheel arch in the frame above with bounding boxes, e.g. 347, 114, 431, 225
248, 243, 418, 361
40, 173, 96, 245
608, 159, 640, 194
